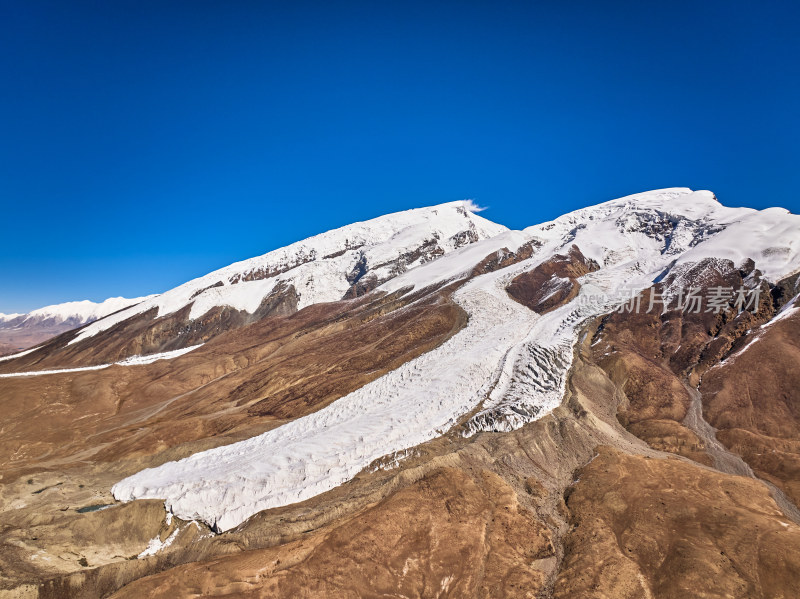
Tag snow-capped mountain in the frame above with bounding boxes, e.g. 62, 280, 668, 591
111, 188, 800, 530
0, 296, 152, 356
0, 297, 153, 329
3, 188, 800, 597
70, 200, 504, 345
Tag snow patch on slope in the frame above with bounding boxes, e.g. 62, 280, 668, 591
138, 527, 181, 558
0, 347, 40, 363
711, 293, 800, 369
0, 345, 203, 378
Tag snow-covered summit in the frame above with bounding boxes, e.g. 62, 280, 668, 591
70, 200, 507, 345
381, 188, 799, 296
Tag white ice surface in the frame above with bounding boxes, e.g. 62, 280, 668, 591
113, 264, 541, 531
0, 345, 203, 378
112, 188, 800, 531
675, 207, 800, 281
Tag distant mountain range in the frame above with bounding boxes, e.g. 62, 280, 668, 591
0, 296, 153, 356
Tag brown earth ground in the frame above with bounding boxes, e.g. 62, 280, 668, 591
0, 317, 155, 357
1, 254, 799, 598
0, 341, 19, 356
0, 331, 60, 356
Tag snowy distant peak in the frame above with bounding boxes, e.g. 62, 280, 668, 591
527, 189, 740, 235
26, 297, 154, 324
0, 295, 155, 356
579, 188, 726, 217
70, 201, 507, 345
0, 296, 153, 329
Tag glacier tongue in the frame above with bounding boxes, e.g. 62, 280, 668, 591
110, 241, 671, 531
112, 262, 542, 531
111, 188, 800, 531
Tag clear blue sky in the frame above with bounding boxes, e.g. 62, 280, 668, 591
1, 1, 798, 313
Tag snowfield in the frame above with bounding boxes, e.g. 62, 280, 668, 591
112, 188, 800, 531
0, 345, 203, 378
0, 347, 40, 363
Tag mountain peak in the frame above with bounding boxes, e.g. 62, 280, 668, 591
64, 201, 507, 350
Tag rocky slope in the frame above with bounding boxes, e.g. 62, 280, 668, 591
1, 188, 799, 598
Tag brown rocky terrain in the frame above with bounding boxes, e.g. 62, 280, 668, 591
506, 245, 599, 314
110, 467, 553, 599
0, 341, 20, 356
1, 212, 799, 598
700, 294, 800, 506
554, 447, 800, 599
589, 259, 795, 467
3, 271, 799, 598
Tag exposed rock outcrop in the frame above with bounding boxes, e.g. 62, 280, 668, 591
506, 244, 599, 313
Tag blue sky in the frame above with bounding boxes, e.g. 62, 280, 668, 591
1, 1, 798, 313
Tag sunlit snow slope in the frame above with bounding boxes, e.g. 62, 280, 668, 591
113, 188, 800, 531
70, 201, 506, 346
